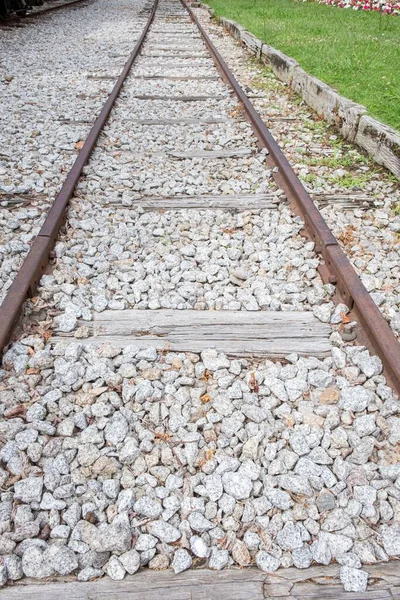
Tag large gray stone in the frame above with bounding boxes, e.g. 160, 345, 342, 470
339, 386, 372, 412
340, 566, 368, 592
14, 476, 43, 504
222, 472, 252, 499
261, 45, 298, 84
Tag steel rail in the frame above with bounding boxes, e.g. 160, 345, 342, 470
0, 0, 159, 352
181, 0, 400, 395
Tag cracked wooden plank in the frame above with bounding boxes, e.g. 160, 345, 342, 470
129, 75, 220, 80
86, 74, 118, 80
129, 94, 227, 101
137, 63, 213, 69
168, 148, 254, 159
130, 118, 230, 125
109, 193, 277, 210
53, 310, 332, 357
7, 564, 400, 599
313, 193, 376, 210
7, 569, 265, 600
262, 563, 400, 599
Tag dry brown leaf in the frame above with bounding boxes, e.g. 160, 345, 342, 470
201, 369, 213, 382
4, 405, 26, 419
200, 393, 211, 404
337, 224, 356, 247
89, 387, 108, 396
283, 414, 295, 428
154, 432, 172, 443
26, 368, 40, 375
199, 448, 215, 468
75, 140, 85, 150
249, 371, 259, 393
4, 474, 21, 488
221, 227, 238, 235
341, 312, 350, 324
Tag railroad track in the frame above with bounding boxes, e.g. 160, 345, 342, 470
1, 0, 400, 595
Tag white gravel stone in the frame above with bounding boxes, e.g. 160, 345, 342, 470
106, 556, 126, 581
190, 536, 210, 558
119, 550, 140, 575
188, 512, 215, 533
0, 565, 6, 588
256, 551, 280, 573
340, 567, 368, 592
276, 522, 304, 551
292, 546, 313, 569
134, 496, 163, 518
47, 544, 78, 575
147, 520, 181, 543
222, 472, 252, 499
172, 549, 192, 574
14, 477, 43, 504
3, 554, 23, 581
380, 524, 400, 556
209, 548, 229, 570
22, 547, 55, 579
339, 386, 373, 412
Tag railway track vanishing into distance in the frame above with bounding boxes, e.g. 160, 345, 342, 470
1, 0, 400, 593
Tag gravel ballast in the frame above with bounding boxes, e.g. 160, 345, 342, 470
0, 0, 399, 593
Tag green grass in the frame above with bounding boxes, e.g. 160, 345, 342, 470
207, 0, 400, 130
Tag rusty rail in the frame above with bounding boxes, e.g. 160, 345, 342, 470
181, 0, 400, 395
0, 0, 159, 351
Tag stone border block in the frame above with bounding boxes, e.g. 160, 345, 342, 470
261, 46, 298, 85
355, 116, 400, 178
335, 96, 367, 143
291, 68, 339, 125
219, 17, 246, 41
240, 29, 263, 57
290, 68, 366, 142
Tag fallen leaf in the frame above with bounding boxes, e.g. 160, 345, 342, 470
26, 368, 40, 375
4, 474, 21, 488
199, 448, 215, 467
201, 369, 213, 382
200, 393, 211, 404
341, 312, 350, 324
283, 414, 295, 428
4, 405, 26, 419
75, 140, 85, 150
89, 387, 108, 396
154, 432, 172, 443
39, 524, 51, 540
249, 372, 259, 393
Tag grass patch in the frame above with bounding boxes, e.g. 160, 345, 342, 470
206, 0, 400, 130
